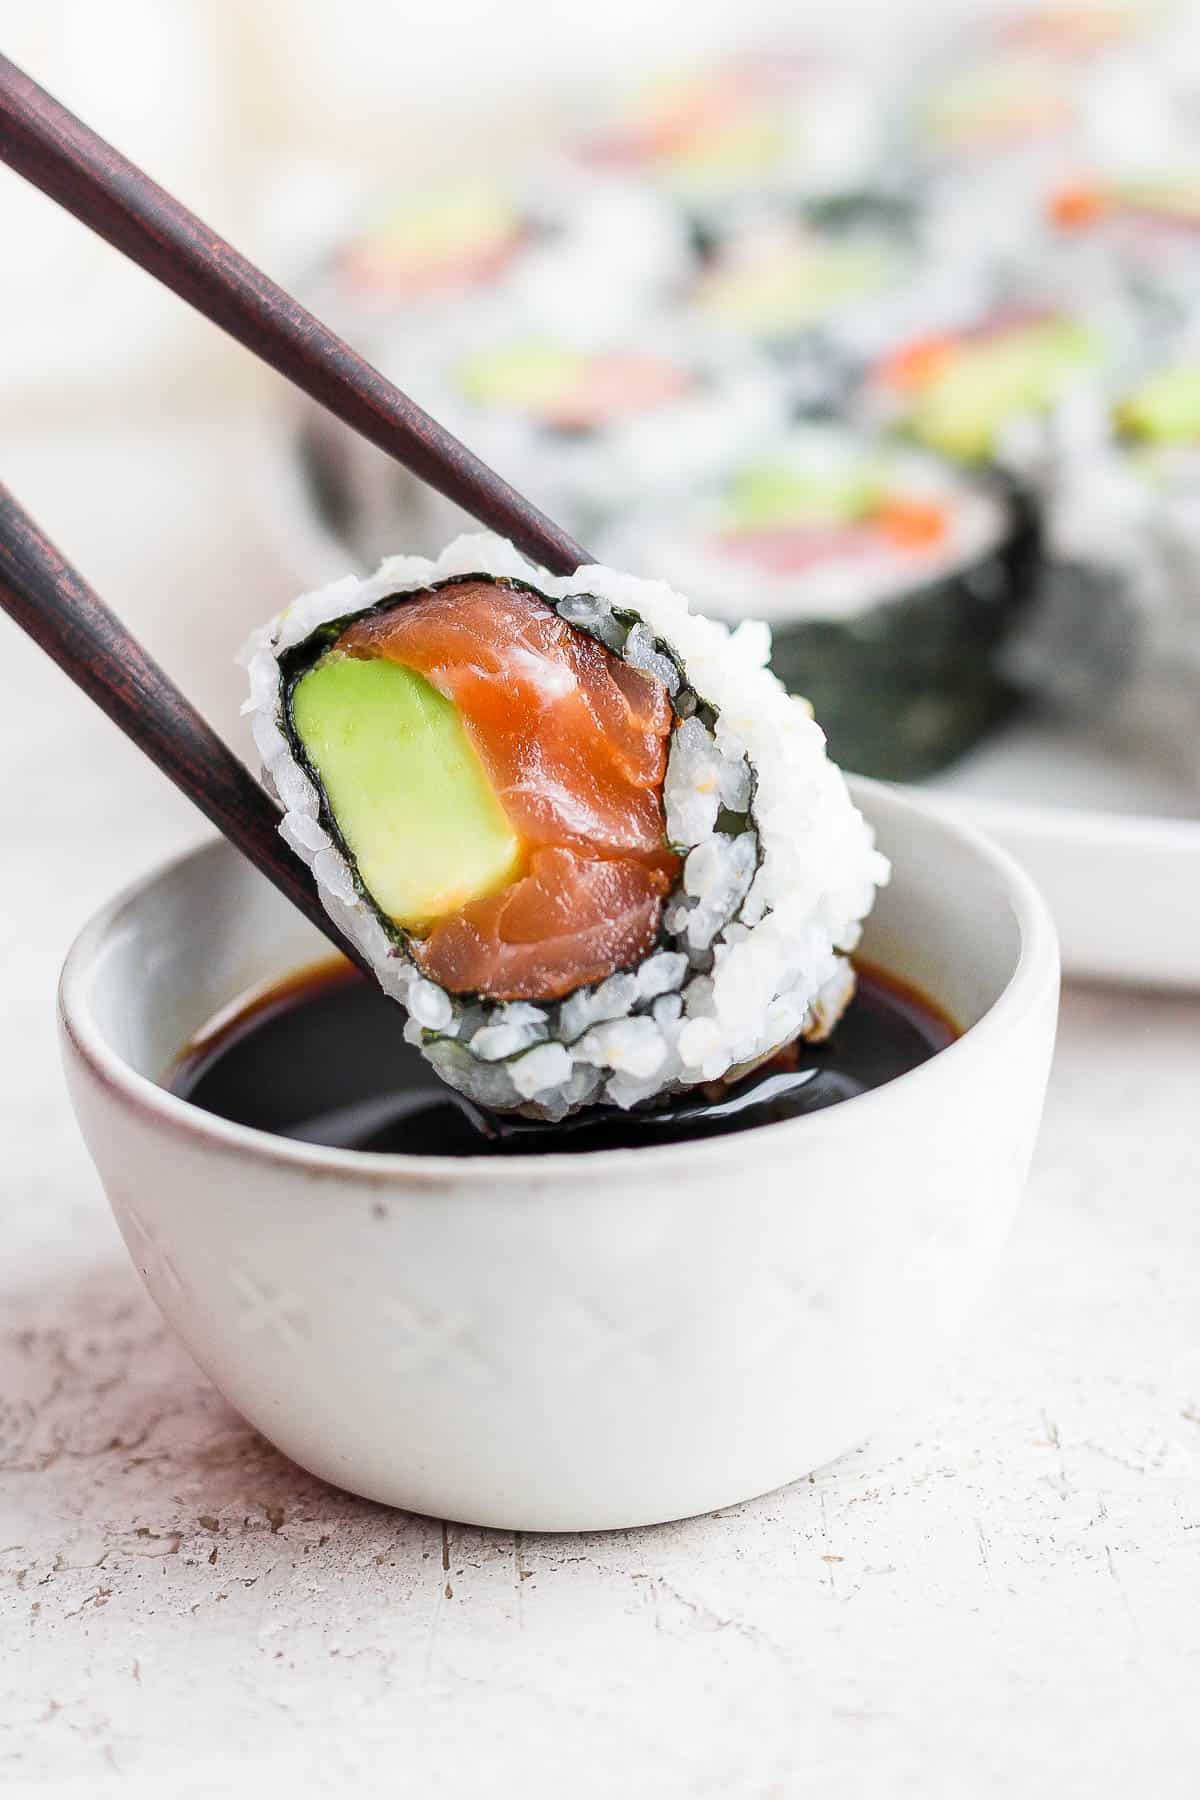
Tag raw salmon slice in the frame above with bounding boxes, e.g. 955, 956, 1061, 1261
337, 579, 681, 1000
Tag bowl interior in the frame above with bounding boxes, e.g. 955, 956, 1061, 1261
74, 779, 1031, 1100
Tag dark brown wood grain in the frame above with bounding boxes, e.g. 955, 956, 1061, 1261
0, 52, 590, 576
0, 482, 371, 976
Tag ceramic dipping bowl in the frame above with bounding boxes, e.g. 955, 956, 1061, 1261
58, 778, 1058, 1532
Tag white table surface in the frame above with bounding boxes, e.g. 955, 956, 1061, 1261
2, 417, 1199, 1800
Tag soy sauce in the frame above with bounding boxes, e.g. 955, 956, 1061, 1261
166, 960, 956, 1157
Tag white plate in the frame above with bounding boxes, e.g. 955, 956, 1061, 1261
920, 715, 1200, 990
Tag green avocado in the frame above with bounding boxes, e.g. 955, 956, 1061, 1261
728, 460, 882, 528
1115, 363, 1200, 445
905, 319, 1102, 462
701, 238, 898, 336
457, 342, 581, 412
290, 654, 522, 931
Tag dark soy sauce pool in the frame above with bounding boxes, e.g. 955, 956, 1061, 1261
166, 960, 958, 1157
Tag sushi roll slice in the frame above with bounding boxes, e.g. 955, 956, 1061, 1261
294, 314, 784, 567
290, 168, 693, 565
1046, 164, 1200, 326
860, 299, 1143, 710
1023, 351, 1200, 717
860, 302, 1118, 473
566, 50, 885, 242
902, 42, 1171, 264
1111, 356, 1200, 735
987, 2, 1173, 62
394, 313, 784, 546
242, 534, 887, 1121
314, 170, 690, 335
601, 425, 1034, 780
685, 208, 984, 413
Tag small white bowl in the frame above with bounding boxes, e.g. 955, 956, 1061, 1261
58, 780, 1058, 1532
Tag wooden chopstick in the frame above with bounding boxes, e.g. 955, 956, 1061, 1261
0, 481, 371, 978
0, 52, 591, 577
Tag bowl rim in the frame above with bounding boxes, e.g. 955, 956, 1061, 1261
58, 776, 1059, 1189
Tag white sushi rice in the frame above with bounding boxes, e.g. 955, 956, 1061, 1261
241, 533, 889, 1121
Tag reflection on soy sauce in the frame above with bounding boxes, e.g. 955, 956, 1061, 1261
167, 959, 957, 1158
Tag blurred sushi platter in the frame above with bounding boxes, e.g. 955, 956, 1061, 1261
267, 0, 1200, 983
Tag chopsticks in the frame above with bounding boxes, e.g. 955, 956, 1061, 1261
0, 51, 591, 576
0, 52, 602, 979
0, 481, 371, 977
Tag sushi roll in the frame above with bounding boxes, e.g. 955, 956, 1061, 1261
1046, 163, 1200, 327
389, 312, 784, 547
312, 169, 690, 335
684, 205, 986, 413
566, 49, 886, 243
901, 42, 1171, 265
601, 425, 1034, 780
986, 2, 1173, 62
242, 534, 887, 1120
1023, 351, 1200, 717
1111, 356, 1200, 730
293, 314, 784, 567
859, 298, 1144, 710
859, 301, 1119, 474
290, 167, 691, 566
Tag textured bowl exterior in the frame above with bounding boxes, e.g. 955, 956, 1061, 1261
58, 781, 1059, 1530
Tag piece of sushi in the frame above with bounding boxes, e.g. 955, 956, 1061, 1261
1016, 350, 1200, 718
312, 168, 691, 335
601, 425, 1036, 780
901, 42, 1172, 265
292, 313, 785, 568
388, 312, 785, 546
290, 168, 693, 566
858, 300, 1120, 473
242, 534, 887, 1121
984, 2, 1173, 63
859, 298, 1145, 709
1046, 164, 1200, 327
685, 208, 985, 413
565, 49, 886, 241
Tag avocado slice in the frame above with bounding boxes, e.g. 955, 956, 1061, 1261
904, 319, 1102, 462
1116, 363, 1200, 445
701, 238, 898, 335
290, 654, 522, 931
458, 343, 583, 413
728, 459, 883, 528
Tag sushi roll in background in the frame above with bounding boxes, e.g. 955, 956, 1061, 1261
1022, 350, 1200, 726
602, 425, 1035, 780
859, 298, 1121, 474
295, 314, 784, 566
859, 296, 1143, 709
266, 6, 1200, 808
685, 208, 984, 414
393, 313, 783, 549
1113, 355, 1200, 704
902, 42, 1172, 265
312, 168, 691, 335
566, 49, 886, 242
242, 534, 888, 1121
985, 1, 1175, 62
1045, 162, 1200, 326
292, 167, 693, 565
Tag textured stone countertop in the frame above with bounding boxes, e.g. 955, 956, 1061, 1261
2, 420, 1199, 1799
